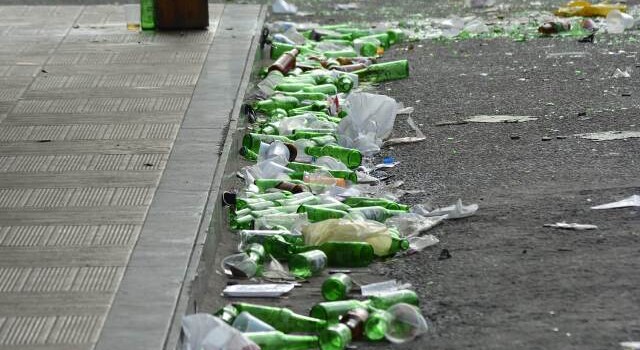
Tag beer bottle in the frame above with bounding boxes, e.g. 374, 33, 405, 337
353, 60, 409, 83
246, 331, 319, 350
322, 273, 353, 301
233, 303, 327, 333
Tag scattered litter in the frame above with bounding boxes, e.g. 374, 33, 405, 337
620, 341, 640, 350
386, 214, 445, 237
415, 199, 479, 219
385, 303, 429, 344
182, 314, 258, 350
334, 3, 359, 10
272, 0, 298, 14
575, 131, 640, 141
606, 10, 635, 33
223, 283, 295, 298
465, 115, 538, 123
397, 106, 415, 115
544, 222, 598, 230
375, 161, 400, 169
546, 52, 588, 58
438, 249, 452, 260
612, 68, 631, 78
361, 280, 412, 296
435, 120, 468, 126
383, 117, 427, 147
591, 195, 640, 210
407, 235, 440, 252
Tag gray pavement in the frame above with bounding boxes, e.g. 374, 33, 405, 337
0, 4, 263, 350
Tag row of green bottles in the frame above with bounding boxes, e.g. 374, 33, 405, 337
310, 289, 419, 322
264, 235, 375, 267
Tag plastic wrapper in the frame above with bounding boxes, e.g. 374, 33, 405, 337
182, 314, 258, 350
337, 93, 399, 156
302, 218, 393, 256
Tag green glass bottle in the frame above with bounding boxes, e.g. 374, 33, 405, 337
303, 84, 338, 95
243, 199, 277, 211
335, 75, 355, 93
239, 230, 303, 248
364, 309, 390, 341
298, 205, 347, 222
348, 206, 406, 222
342, 197, 409, 211
323, 49, 358, 59
353, 38, 379, 57
140, 0, 155, 30
231, 214, 254, 230
387, 29, 405, 45
288, 249, 327, 278
240, 146, 258, 161
268, 108, 289, 121
322, 273, 353, 301
251, 205, 299, 218
305, 145, 362, 169
214, 304, 238, 324
242, 134, 293, 154
270, 42, 320, 59
315, 242, 375, 267
319, 323, 352, 350
282, 91, 329, 102
289, 130, 335, 140
233, 303, 327, 333
368, 290, 419, 309
358, 33, 390, 48
246, 331, 319, 350
246, 243, 266, 264
245, 191, 290, 201
310, 300, 371, 323
310, 134, 338, 146
297, 202, 351, 213
287, 161, 322, 172
387, 229, 410, 256
275, 82, 315, 93
263, 234, 298, 261
354, 60, 409, 83
255, 95, 300, 113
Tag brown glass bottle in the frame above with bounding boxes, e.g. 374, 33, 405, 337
340, 308, 369, 340
268, 48, 300, 75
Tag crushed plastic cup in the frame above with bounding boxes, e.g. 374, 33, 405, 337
360, 280, 409, 296
606, 10, 635, 33
232, 312, 277, 332
222, 253, 259, 278
123, 4, 141, 31
182, 314, 259, 350
384, 303, 429, 344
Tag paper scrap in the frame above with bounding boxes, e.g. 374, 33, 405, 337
576, 131, 640, 141
591, 194, 640, 210
465, 115, 538, 123
223, 283, 295, 298
544, 222, 598, 230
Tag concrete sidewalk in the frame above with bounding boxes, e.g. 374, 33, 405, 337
0, 4, 263, 350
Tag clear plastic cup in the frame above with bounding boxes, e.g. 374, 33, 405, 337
384, 303, 429, 344
123, 4, 140, 31
232, 312, 276, 332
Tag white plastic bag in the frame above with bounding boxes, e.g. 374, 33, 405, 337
302, 218, 393, 256
272, 0, 297, 14
337, 93, 399, 156
182, 314, 259, 350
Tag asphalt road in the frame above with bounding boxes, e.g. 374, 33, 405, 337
226, 1, 640, 349
11, 0, 637, 348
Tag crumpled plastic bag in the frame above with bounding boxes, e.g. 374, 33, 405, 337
337, 93, 399, 156
386, 213, 446, 238
413, 199, 478, 219
182, 314, 259, 350
302, 218, 393, 256
272, 0, 297, 14
591, 194, 640, 209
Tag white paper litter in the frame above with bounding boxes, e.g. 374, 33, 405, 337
591, 195, 640, 210
361, 280, 412, 296
272, 0, 298, 14
544, 222, 598, 230
465, 115, 538, 123
335, 3, 359, 10
418, 199, 479, 219
612, 68, 631, 78
223, 283, 295, 298
620, 341, 640, 350
576, 131, 640, 141
375, 161, 400, 169
383, 117, 427, 147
